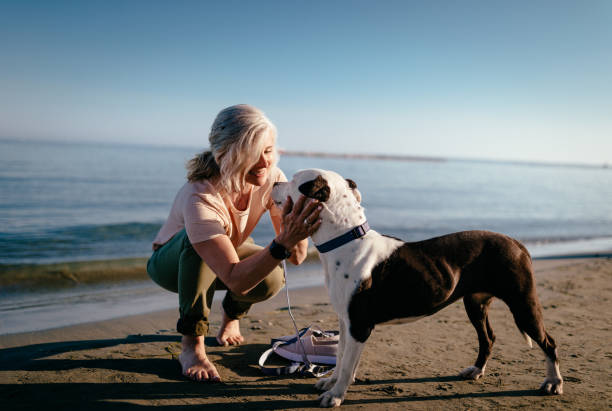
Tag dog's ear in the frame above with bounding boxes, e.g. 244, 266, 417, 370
346, 178, 361, 203
298, 175, 330, 202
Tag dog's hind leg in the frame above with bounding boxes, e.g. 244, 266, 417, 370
506, 292, 563, 395
459, 293, 495, 380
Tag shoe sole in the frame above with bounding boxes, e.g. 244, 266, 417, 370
274, 346, 337, 365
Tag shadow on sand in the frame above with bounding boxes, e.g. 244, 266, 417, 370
0, 334, 542, 410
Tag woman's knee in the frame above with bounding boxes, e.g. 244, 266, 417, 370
147, 230, 192, 293
246, 263, 285, 302
266, 264, 286, 296
147, 252, 179, 293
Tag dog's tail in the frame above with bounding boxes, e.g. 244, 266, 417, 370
522, 331, 533, 348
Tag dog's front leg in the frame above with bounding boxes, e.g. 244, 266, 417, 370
319, 332, 364, 408
315, 317, 347, 391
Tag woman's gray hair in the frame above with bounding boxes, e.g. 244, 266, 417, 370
187, 104, 277, 193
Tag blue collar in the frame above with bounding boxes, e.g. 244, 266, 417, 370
315, 222, 370, 253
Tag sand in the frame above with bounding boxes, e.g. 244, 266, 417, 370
1, 257, 611, 410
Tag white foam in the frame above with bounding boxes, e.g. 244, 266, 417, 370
527, 237, 612, 258
0, 262, 326, 335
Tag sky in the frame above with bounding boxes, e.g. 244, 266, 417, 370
0, 0, 610, 165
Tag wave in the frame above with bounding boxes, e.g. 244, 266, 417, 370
0, 222, 162, 265
0, 220, 279, 265
3, 218, 612, 266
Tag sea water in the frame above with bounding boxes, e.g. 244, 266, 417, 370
1, 139, 611, 334
2, 139, 611, 265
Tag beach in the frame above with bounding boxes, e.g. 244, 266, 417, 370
2, 2, 612, 409
1, 257, 610, 410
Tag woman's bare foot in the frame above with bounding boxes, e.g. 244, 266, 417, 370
216, 309, 245, 346
179, 335, 220, 382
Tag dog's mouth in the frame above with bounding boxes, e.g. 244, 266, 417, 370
271, 182, 287, 208
271, 191, 284, 208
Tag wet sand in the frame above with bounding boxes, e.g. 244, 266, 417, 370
1, 257, 611, 410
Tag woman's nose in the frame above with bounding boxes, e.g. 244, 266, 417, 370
257, 153, 268, 167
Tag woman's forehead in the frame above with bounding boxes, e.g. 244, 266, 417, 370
263, 130, 276, 146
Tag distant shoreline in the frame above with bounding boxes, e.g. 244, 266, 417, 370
279, 148, 610, 170
3, 138, 608, 169
278, 149, 445, 163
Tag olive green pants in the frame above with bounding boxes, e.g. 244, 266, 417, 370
147, 229, 284, 336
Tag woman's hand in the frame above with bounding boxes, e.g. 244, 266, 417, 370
275, 195, 322, 250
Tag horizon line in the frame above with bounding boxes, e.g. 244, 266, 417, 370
1, 136, 609, 171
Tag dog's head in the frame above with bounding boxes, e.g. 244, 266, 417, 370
272, 169, 365, 244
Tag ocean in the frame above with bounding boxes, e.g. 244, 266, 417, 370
2, 139, 611, 265
1, 139, 611, 334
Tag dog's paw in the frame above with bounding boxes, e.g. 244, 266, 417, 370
459, 365, 485, 380
540, 377, 563, 395
315, 376, 337, 391
319, 389, 344, 408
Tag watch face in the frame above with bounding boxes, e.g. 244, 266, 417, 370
271, 240, 291, 259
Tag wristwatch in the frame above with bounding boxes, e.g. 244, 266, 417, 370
269, 239, 292, 260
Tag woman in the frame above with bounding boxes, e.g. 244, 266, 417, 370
147, 104, 322, 382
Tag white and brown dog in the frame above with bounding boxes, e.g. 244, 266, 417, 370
272, 168, 563, 407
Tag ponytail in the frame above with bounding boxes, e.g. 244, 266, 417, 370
186, 150, 220, 182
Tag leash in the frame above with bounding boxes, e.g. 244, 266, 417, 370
260, 220, 370, 375
282, 259, 313, 367
258, 259, 333, 377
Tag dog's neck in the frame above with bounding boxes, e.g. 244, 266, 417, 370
310, 198, 367, 247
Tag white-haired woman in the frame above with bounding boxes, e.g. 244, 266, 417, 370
147, 104, 322, 381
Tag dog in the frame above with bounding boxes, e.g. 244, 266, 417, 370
272, 168, 563, 407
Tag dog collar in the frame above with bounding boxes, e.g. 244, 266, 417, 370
315, 222, 370, 253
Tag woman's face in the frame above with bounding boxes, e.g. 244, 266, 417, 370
245, 132, 275, 187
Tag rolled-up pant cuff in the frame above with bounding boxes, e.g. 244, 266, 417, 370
176, 315, 209, 336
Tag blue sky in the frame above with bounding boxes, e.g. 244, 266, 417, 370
1, 0, 610, 165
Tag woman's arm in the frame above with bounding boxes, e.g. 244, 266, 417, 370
193, 195, 321, 295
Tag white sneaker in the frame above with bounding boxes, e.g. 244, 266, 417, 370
273, 327, 338, 365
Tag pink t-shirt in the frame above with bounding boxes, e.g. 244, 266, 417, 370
153, 166, 286, 249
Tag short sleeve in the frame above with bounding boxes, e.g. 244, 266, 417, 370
183, 196, 228, 244
268, 168, 288, 218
